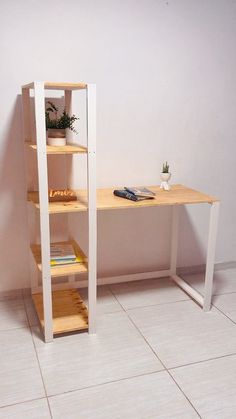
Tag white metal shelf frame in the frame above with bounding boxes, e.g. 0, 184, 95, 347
22, 81, 97, 342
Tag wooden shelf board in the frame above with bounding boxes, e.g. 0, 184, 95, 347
22, 82, 87, 90
26, 142, 87, 154
28, 184, 219, 214
31, 240, 88, 277
32, 289, 88, 335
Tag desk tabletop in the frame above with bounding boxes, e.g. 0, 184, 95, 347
96, 184, 219, 209
28, 184, 219, 214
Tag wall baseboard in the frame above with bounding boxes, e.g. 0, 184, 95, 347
1, 261, 236, 299
177, 260, 236, 276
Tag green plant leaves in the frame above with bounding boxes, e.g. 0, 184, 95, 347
45, 101, 79, 133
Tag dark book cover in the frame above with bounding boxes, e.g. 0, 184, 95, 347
124, 187, 155, 198
113, 190, 148, 201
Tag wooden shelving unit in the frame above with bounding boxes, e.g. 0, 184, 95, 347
22, 81, 96, 342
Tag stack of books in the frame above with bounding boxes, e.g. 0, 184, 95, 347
50, 243, 82, 266
113, 187, 155, 202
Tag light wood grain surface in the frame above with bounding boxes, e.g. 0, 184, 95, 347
22, 82, 87, 90
28, 184, 219, 214
32, 289, 88, 335
26, 142, 87, 155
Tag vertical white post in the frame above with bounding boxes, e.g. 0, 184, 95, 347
65, 90, 73, 144
22, 88, 31, 143
65, 90, 74, 287
34, 81, 53, 342
29, 206, 40, 294
22, 87, 34, 295
170, 205, 180, 275
203, 201, 220, 311
87, 84, 97, 334
65, 90, 73, 189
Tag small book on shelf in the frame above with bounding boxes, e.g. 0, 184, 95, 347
50, 243, 76, 260
124, 187, 155, 198
50, 243, 84, 266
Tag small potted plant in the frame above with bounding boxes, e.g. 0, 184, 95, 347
45, 101, 79, 146
160, 161, 171, 190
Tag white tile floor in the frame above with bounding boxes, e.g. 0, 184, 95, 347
1, 269, 236, 418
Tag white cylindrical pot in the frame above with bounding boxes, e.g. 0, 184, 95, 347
160, 172, 171, 182
47, 137, 66, 146
47, 129, 66, 146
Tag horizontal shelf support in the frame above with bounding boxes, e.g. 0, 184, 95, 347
35, 269, 172, 292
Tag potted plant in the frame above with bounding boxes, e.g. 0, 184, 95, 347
45, 101, 79, 146
160, 161, 171, 190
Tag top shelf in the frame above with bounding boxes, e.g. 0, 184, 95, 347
22, 82, 87, 91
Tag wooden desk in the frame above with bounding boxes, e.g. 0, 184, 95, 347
28, 184, 220, 314
28, 184, 218, 213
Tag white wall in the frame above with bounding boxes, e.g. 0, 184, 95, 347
0, 0, 236, 291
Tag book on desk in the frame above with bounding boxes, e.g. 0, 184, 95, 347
124, 187, 155, 198
113, 187, 155, 202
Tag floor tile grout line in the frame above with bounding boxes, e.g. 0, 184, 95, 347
108, 287, 236, 372
108, 286, 168, 370
107, 285, 127, 312
167, 370, 202, 419
125, 297, 192, 312
108, 284, 194, 313
212, 303, 236, 326
112, 283, 236, 373
126, 309, 202, 418
0, 325, 31, 332
22, 297, 53, 419
180, 276, 236, 323
108, 287, 201, 418
168, 351, 236, 371
47, 370, 163, 399
213, 290, 236, 297
0, 396, 48, 411
181, 276, 236, 299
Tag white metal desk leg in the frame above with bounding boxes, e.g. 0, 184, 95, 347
203, 201, 220, 311
170, 205, 180, 275
87, 84, 97, 334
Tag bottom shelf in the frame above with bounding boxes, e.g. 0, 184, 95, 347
32, 289, 88, 335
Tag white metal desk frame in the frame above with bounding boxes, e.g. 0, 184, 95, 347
169, 202, 220, 311
94, 200, 219, 311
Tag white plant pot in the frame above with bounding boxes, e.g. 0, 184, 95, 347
47, 129, 66, 146
160, 172, 171, 182
160, 172, 171, 191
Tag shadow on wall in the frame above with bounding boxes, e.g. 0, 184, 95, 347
70, 204, 207, 281
0, 94, 30, 292
178, 205, 207, 269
